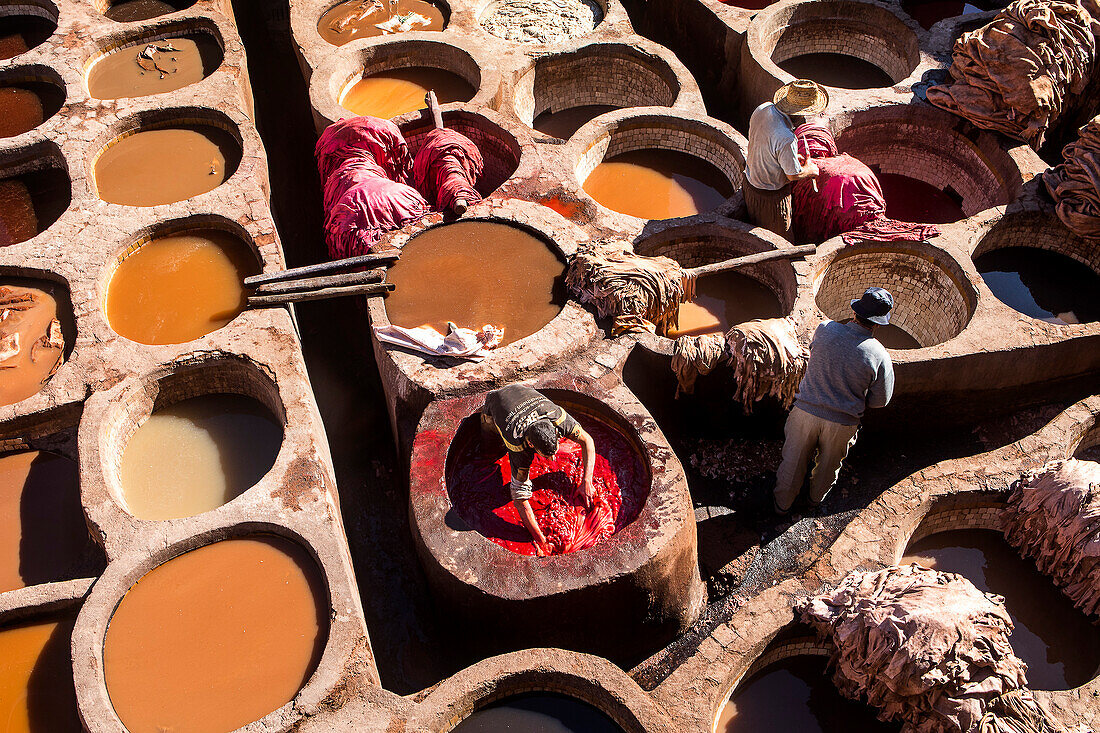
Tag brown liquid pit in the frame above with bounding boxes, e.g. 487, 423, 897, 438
0, 451, 85, 594
904, 528, 1100, 690
0, 179, 38, 246
533, 104, 617, 139
0, 281, 66, 407
384, 221, 565, 347
668, 271, 783, 337
0, 16, 55, 60
87, 36, 221, 100
340, 67, 474, 119
106, 231, 256, 345
583, 149, 732, 220
118, 394, 283, 520
0, 88, 43, 138
104, 0, 180, 21
94, 126, 235, 206
0, 614, 81, 733
319, 0, 445, 45
104, 536, 328, 733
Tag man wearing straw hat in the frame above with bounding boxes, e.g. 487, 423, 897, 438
743, 79, 829, 238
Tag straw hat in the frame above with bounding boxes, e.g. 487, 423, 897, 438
773, 79, 830, 115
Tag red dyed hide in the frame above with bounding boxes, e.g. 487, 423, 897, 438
412, 128, 484, 212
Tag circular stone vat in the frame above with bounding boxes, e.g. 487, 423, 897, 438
479, 0, 605, 44
447, 398, 648, 556
576, 115, 742, 220
0, 275, 72, 406
972, 213, 1100, 325
99, 0, 196, 21
410, 382, 703, 661
754, 0, 918, 89
0, 612, 81, 731
635, 224, 796, 338
835, 106, 1019, 222
383, 220, 564, 347
515, 44, 680, 140
318, 0, 448, 45
1075, 413, 1100, 462
452, 693, 623, 732
86, 27, 224, 100
0, 67, 64, 138
341, 67, 474, 119
400, 109, 520, 196
718, 640, 896, 732
0, 450, 87, 593
814, 242, 976, 349
0, 4, 56, 60
104, 535, 328, 733
93, 118, 242, 206
104, 226, 260, 345
0, 149, 71, 246
903, 521, 1100, 690
116, 392, 283, 520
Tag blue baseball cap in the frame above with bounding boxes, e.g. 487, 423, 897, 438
850, 287, 893, 325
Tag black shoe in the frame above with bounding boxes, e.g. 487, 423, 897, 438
773, 497, 790, 516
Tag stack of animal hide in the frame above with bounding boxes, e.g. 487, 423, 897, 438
801, 564, 1065, 733
726, 317, 807, 413
670, 333, 727, 396
1002, 458, 1100, 616
565, 239, 691, 336
1042, 115, 1100, 239
926, 0, 1100, 149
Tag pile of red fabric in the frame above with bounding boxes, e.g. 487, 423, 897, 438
791, 123, 940, 244
412, 128, 484, 212
315, 116, 430, 260
1042, 115, 1100, 239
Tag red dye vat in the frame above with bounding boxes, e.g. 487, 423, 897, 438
447, 415, 647, 556
878, 172, 966, 224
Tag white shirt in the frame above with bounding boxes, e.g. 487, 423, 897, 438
745, 102, 803, 191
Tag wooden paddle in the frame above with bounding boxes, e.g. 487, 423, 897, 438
682, 244, 817, 279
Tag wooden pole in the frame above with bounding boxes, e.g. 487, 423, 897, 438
683, 244, 816, 279
244, 250, 400, 287
255, 268, 385, 295
247, 281, 395, 306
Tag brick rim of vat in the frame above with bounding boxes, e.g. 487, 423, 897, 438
408, 372, 696, 600
94, 214, 263, 347
69, 520, 358, 733
407, 647, 679, 732
0, 138, 73, 239
85, 106, 245, 206
566, 107, 748, 224
811, 239, 978, 351
80, 353, 295, 527
0, 63, 66, 137
92, 0, 197, 20
308, 33, 498, 127
512, 41, 687, 130
80, 16, 226, 99
474, 0, 610, 44
308, 0, 455, 45
630, 217, 806, 347
746, 0, 922, 91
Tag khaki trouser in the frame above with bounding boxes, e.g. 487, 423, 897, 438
773, 406, 859, 512
742, 179, 793, 239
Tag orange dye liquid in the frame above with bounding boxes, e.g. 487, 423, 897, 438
104, 536, 327, 733
340, 67, 474, 118
668, 272, 782, 338
94, 127, 233, 206
0, 451, 86, 594
87, 36, 220, 100
583, 149, 731, 219
106, 231, 255, 345
0, 283, 65, 407
0, 615, 81, 733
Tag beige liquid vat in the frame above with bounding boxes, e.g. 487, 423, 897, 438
94, 127, 235, 206
87, 36, 221, 100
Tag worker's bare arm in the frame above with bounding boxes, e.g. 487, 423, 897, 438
786, 159, 819, 181
514, 495, 550, 555
570, 425, 597, 508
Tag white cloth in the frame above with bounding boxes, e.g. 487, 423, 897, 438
374, 322, 503, 360
745, 102, 803, 190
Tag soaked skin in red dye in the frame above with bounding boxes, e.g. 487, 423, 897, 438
448, 416, 646, 556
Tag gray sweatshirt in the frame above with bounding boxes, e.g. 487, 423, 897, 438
794, 320, 894, 426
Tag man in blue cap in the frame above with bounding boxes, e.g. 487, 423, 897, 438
773, 287, 895, 514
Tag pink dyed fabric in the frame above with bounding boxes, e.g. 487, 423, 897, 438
792, 123, 940, 245
315, 116, 430, 260
411, 128, 484, 212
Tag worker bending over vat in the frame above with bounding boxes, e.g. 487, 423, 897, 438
481, 385, 596, 555
773, 287, 895, 514
743, 79, 828, 238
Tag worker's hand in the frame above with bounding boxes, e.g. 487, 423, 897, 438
805, 160, 820, 178
582, 477, 595, 509
534, 540, 552, 557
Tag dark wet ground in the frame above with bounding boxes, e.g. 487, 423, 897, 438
231, 0, 1100, 696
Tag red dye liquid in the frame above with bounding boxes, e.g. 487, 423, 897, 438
447, 416, 647, 556
878, 172, 965, 224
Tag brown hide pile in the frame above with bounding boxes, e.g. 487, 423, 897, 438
1003, 458, 1100, 616
726, 317, 806, 413
926, 0, 1100, 149
1042, 115, 1100, 239
565, 239, 690, 336
801, 564, 1064, 733
670, 333, 726, 396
